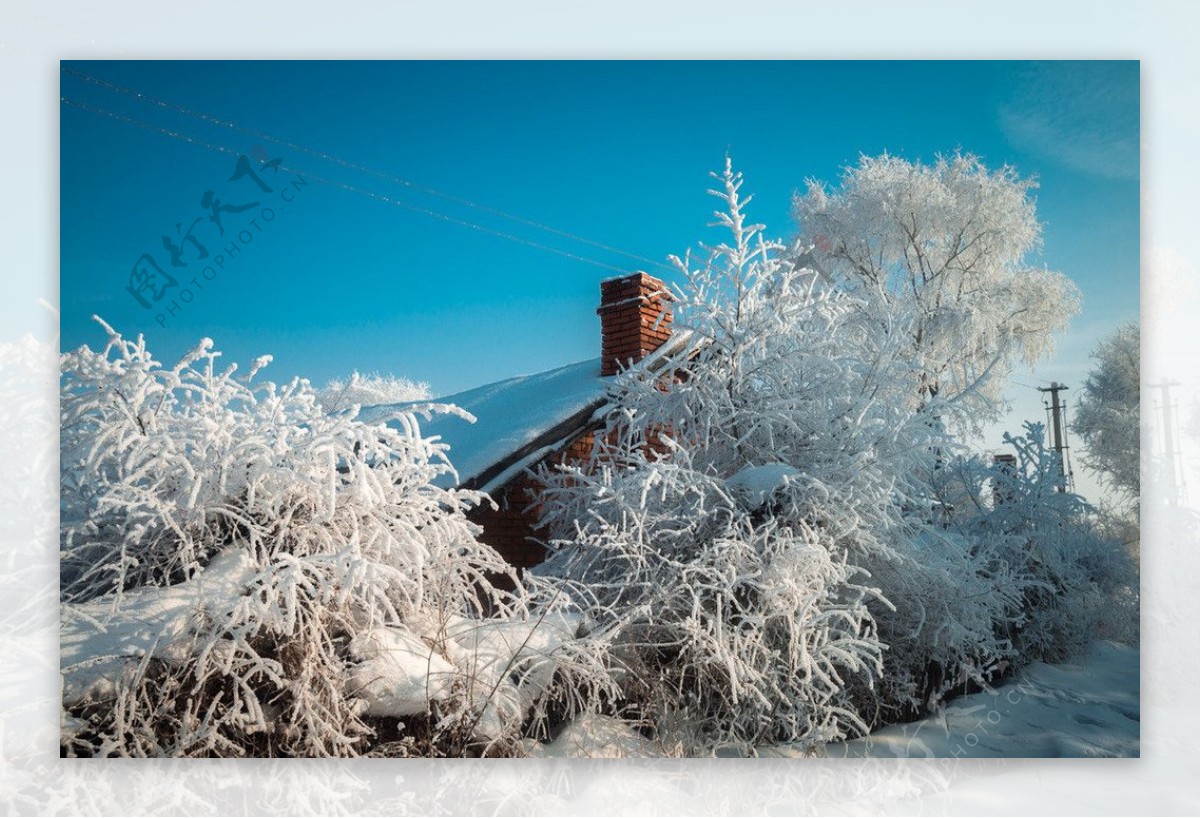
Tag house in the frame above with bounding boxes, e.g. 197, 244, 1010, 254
361, 272, 680, 569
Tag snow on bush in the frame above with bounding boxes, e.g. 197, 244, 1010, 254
59, 319, 611, 757
539, 446, 884, 753
535, 162, 934, 753
959, 424, 1138, 660
519, 713, 660, 758
856, 510, 1031, 718
316, 370, 432, 414
862, 421, 1140, 720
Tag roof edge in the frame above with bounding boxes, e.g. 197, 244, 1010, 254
464, 328, 700, 495
462, 396, 608, 493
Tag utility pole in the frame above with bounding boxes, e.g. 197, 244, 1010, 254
1152, 380, 1185, 507
1038, 382, 1071, 491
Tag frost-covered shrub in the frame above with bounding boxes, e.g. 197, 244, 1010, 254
859, 528, 1030, 721
538, 443, 883, 753
970, 424, 1138, 660
857, 426, 1140, 725
316, 370, 432, 414
59, 319, 606, 757
534, 163, 933, 752
863, 423, 1139, 721
536, 162, 1134, 745
832, 439, 1027, 720
60, 319, 494, 613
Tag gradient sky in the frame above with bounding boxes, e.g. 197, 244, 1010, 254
59, 60, 1140, 502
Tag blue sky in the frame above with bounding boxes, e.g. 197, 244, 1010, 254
59, 60, 1139, 498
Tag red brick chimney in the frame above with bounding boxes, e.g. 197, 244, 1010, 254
597, 272, 673, 376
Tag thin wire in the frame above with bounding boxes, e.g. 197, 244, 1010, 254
62, 96, 243, 158
62, 67, 674, 273
61, 96, 634, 275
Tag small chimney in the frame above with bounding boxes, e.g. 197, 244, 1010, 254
992, 453, 1017, 507
597, 272, 673, 376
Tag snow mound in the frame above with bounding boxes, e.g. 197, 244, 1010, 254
348, 628, 456, 717
61, 548, 257, 706
444, 613, 581, 740
341, 612, 583, 740
62, 550, 585, 742
726, 463, 802, 508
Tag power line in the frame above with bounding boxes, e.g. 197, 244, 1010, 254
61, 67, 674, 274
61, 96, 243, 158
61, 96, 636, 275
1059, 400, 1076, 492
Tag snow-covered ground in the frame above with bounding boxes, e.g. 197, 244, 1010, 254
812, 641, 1139, 759
509, 641, 1139, 759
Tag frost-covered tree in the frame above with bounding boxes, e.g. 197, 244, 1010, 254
1070, 322, 1140, 505
794, 152, 1080, 428
316, 370, 431, 413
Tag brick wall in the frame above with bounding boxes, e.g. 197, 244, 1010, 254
469, 431, 597, 570
469, 476, 547, 570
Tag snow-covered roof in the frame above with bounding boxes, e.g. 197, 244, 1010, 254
359, 329, 696, 494
360, 358, 609, 491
